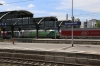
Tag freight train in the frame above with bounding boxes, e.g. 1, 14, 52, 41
1, 28, 100, 39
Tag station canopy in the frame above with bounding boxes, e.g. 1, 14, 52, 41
0, 10, 33, 19
33, 16, 58, 22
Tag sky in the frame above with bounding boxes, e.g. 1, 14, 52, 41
0, 0, 100, 22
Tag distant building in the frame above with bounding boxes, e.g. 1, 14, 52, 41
83, 21, 87, 28
83, 19, 97, 28
79, 23, 83, 28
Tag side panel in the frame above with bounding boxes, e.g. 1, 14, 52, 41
38, 31, 47, 37
23, 30, 47, 38
61, 30, 100, 36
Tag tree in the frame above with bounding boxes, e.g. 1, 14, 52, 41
75, 18, 80, 22
74, 18, 81, 28
96, 20, 100, 28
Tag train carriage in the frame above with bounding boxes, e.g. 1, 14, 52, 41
60, 28, 100, 39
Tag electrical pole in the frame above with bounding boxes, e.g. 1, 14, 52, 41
72, 0, 74, 47
55, 16, 56, 39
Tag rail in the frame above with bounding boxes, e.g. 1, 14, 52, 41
0, 49, 100, 66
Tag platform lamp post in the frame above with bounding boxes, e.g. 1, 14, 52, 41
71, 0, 74, 47
55, 16, 57, 39
36, 18, 44, 39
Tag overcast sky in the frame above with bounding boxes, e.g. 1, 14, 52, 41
0, 0, 100, 22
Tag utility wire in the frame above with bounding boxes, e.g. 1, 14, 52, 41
3, 0, 34, 4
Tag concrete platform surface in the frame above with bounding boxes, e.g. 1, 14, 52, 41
0, 42, 100, 55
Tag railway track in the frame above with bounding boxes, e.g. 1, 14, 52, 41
0, 49, 99, 66
0, 53, 82, 66
0, 59, 82, 66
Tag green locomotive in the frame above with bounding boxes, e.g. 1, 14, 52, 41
20, 29, 60, 38
2, 29, 60, 39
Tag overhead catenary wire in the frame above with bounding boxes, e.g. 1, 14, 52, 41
2, 0, 34, 4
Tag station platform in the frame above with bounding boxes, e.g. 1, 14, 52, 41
0, 42, 100, 65
0, 42, 100, 54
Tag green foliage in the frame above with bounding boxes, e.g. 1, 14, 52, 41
96, 20, 100, 28
75, 18, 80, 22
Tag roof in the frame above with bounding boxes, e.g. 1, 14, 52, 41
16, 10, 33, 17
33, 16, 58, 22
0, 10, 33, 18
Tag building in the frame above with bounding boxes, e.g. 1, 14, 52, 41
84, 19, 97, 28
80, 22, 84, 28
